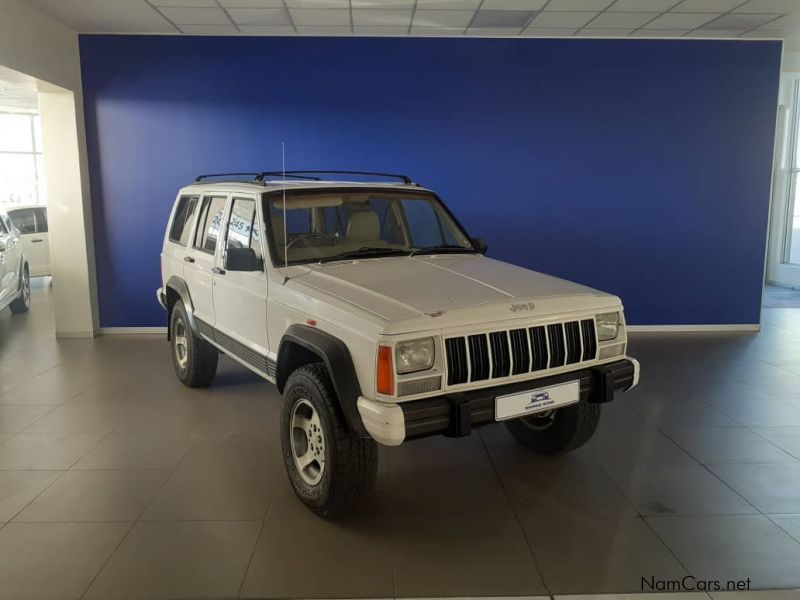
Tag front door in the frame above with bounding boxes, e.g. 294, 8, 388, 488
183, 194, 228, 329
212, 195, 270, 373
0, 215, 20, 306
8, 207, 49, 277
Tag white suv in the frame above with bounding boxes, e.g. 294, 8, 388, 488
0, 207, 31, 315
158, 171, 640, 517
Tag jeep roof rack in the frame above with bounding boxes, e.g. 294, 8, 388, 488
256, 170, 414, 185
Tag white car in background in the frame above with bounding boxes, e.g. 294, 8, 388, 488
0, 208, 31, 314
6, 205, 50, 277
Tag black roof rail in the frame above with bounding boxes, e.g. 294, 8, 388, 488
193, 172, 261, 183
256, 170, 414, 185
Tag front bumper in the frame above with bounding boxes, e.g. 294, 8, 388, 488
357, 357, 639, 446
156, 287, 167, 310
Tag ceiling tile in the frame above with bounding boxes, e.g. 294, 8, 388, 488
701, 13, 781, 29
285, 0, 349, 6
239, 25, 297, 33
740, 29, 785, 36
352, 9, 413, 26
412, 10, 475, 27
352, 0, 415, 7
673, 0, 745, 11
544, 0, 614, 9
574, 27, 634, 35
644, 12, 718, 28
465, 26, 523, 35
734, 0, 800, 12
152, 0, 218, 6
179, 24, 239, 34
480, 0, 547, 9
471, 10, 536, 27
289, 8, 350, 25
531, 11, 596, 28
416, 0, 481, 7
608, 0, 677, 11
521, 27, 578, 36
159, 7, 230, 25
589, 12, 655, 28
686, 28, 744, 36
220, 0, 285, 7
353, 26, 409, 34
295, 25, 352, 33
632, 29, 691, 36
410, 26, 467, 34
757, 14, 800, 28
24, 0, 177, 33
228, 8, 293, 25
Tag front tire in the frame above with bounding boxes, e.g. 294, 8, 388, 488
9, 266, 30, 314
281, 363, 377, 518
505, 401, 600, 455
170, 300, 218, 387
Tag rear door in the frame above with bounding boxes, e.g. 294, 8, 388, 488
212, 194, 270, 371
7, 208, 47, 277
183, 194, 228, 330
162, 194, 199, 283
33, 207, 51, 276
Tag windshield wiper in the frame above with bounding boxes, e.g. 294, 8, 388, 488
319, 247, 411, 263
410, 244, 476, 256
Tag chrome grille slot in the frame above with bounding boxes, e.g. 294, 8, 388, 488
445, 337, 468, 385
468, 334, 490, 381
442, 317, 599, 389
529, 326, 548, 371
509, 328, 530, 375
564, 321, 582, 365
547, 323, 566, 368
580, 318, 597, 361
489, 331, 510, 378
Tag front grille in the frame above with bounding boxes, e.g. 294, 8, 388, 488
445, 318, 598, 386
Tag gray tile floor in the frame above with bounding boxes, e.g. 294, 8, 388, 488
0, 280, 799, 598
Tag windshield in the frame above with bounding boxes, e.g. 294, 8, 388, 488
265, 190, 474, 265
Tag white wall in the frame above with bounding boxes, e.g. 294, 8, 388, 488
0, 0, 98, 336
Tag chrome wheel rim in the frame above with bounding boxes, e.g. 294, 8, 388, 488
290, 399, 326, 486
22, 271, 30, 307
173, 316, 189, 369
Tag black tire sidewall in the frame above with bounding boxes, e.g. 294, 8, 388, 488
506, 401, 599, 455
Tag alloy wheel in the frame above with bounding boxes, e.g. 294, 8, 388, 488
290, 398, 326, 486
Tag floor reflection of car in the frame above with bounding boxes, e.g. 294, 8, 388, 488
6, 205, 50, 277
0, 208, 31, 314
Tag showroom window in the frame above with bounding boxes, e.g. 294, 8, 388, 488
784, 79, 800, 266
0, 112, 46, 206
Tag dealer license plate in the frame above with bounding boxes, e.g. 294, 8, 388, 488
495, 380, 580, 421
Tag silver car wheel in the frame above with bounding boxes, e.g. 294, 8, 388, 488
173, 316, 189, 369
290, 398, 326, 486
21, 270, 30, 307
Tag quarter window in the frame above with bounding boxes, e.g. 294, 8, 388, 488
225, 198, 263, 262
8, 208, 36, 234
168, 195, 198, 246
193, 196, 227, 254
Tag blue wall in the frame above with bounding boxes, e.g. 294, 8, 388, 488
79, 35, 781, 327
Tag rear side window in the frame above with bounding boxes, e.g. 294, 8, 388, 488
193, 195, 227, 254
8, 208, 36, 234
168, 196, 198, 246
34, 207, 48, 233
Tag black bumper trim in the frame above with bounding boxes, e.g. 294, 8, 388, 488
400, 358, 635, 441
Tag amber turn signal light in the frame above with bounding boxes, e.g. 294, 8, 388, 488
377, 345, 394, 395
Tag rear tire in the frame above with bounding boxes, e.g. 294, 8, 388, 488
170, 300, 218, 387
9, 265, 30, 314
281, 363, 377, 518
505, 401, 600, 455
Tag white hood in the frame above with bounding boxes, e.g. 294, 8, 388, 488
289, 254, 621, 334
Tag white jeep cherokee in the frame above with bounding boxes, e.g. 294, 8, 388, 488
158, 171, 640, 516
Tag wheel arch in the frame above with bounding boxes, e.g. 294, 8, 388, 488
277, 324, 368, 437
164, 276, 198, 341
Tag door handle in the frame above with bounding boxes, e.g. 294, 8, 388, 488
31, 239, 43, 243
212, 267, 225, 275
183, 256, 195, 263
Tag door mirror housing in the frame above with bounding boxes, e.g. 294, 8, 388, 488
471, 237, 488, 255
226, 247, 262, 272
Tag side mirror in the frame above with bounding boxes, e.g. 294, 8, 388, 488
226, 247, 262, 272
471, 237, 488, 255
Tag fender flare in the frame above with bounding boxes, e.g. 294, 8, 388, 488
277, 324, 368, 437
164, 276, 199, 339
